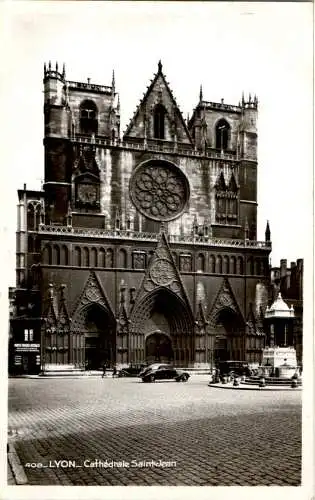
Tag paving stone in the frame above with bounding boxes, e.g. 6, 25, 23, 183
8, 376, 302, 486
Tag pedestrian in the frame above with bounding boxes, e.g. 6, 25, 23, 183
112, 365, 117, 378
102, 362, 107, 378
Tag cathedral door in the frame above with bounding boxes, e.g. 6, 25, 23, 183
213, 308, 244, 364
214, 337, 229, 363
145, 331, 173, 364
131, 289, 194, 367
83, 304, 115, 370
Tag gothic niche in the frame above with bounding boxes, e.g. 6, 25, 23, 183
129, 159, 189, 222
215, 172, 238, 225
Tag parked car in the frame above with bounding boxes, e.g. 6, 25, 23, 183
141, 363, 190, 383
216, 360, 252, 378
117, 363, 146, 377
139, 363, 160, 378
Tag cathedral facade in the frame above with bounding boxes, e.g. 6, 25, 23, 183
11, 61, 272, 374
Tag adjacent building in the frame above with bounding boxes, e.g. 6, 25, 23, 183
10, 61, 272, 374
269, 259, 303, 365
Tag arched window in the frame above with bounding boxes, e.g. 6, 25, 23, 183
223, 255, 229, 274
53, 245, 60, 265
83, 247, 90, 267
74, 246, 81, 267
91, 247, 98, 268
153, 104, 166, 139
230, 256, 236, 274
27, 204, 35, 230
80, 100, 98, 135
197, 253, 205, 272
35, 204, 41, 230
216, 255, 222, 274
215, 119, 230, 151
61, 245, 68, 266
99, 248, 106, 267
255, 258, 261, 276
43, 245, 52, 265
106, 248, 114, 268
118, 249, 127, 269
237, 256, 243, 275
247, 256, 254, 275
209, 255, 216, 273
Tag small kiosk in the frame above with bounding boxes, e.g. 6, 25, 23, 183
263, 293, 297, 379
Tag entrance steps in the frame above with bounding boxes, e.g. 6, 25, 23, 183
184, 368, 211, 376
40, 364, 93, 377
40, 370, 87, 377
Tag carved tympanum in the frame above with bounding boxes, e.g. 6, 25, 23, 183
150, 259, 175, 286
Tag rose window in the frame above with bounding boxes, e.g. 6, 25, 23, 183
130, 162, 189, 221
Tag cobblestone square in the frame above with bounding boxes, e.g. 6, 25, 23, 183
8, 375, 301, 486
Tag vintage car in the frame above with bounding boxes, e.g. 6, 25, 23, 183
216, 360, 252, 378
117, 363, 146, 377
140, 363, 190, 383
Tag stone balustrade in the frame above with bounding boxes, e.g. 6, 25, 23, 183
201, 100, 242, 114
67, 81, 112, 93
72, 135, 237, 161
38, 224, 271, 250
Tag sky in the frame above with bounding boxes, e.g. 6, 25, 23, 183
0, 1, 313, 287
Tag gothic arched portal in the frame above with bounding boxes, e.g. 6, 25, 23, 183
72, 303, 115, 370
130, 288, 194, 366
213, 307, 244, 363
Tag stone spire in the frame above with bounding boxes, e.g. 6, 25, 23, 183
112, 69, 115, 93
265, 220, 271, 242
199, 84, 203, 103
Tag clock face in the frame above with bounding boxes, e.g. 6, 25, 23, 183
77, 183, 97, 204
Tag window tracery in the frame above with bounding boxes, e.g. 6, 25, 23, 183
80, 100, 98, 135
215, 118, 230, 150
130, 160, 189, 222
153, 104, 166, 139
215, 172, 238, 225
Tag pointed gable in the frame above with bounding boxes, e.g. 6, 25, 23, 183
130, 231, 192, 313
196, 301, 208, 328
71, 271, 115, 321
123, 61, 192, 145
208, 277, 245, 324
57, 284, 70, 329
228, 173, 238, 192
215, 172, 226, 191
45, 284, 58, 328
